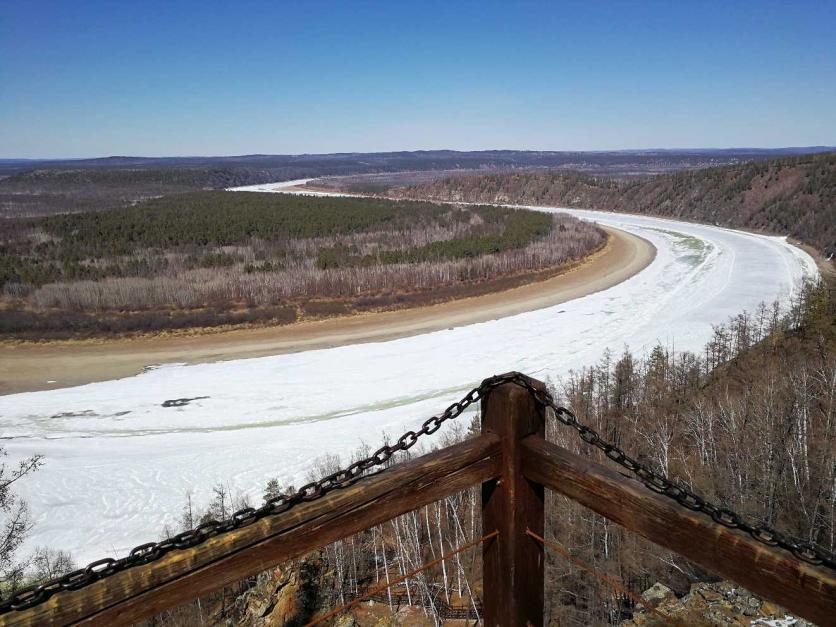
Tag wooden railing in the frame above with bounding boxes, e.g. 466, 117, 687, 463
4, 374, 835, 626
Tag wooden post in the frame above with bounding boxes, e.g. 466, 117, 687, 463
521, 435, 836, 627
481, 373, 546, 626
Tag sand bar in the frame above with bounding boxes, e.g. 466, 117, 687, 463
0, 227, 654, 395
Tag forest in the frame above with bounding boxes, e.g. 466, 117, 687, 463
389, 151, 836, 257
0, 192, 605, 336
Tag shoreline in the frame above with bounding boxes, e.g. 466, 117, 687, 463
0, 226, 654, 395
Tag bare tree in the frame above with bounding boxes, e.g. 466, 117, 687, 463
0, 448, 42, 591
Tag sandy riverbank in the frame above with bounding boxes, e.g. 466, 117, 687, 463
0, 227, 654, 395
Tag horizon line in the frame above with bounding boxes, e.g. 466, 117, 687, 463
2, 145, 835, 162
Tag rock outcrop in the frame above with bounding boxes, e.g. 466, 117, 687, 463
623, 581, 813, 626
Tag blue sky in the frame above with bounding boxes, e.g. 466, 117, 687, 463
1, 0, 835, 158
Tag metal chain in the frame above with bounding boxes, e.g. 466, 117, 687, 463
500, 373, 836, 572
1, 372, 833, 614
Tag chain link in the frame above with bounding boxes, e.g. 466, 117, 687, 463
1, 372, 833, 614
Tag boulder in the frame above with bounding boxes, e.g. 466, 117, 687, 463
641, 583, 676, 608
622, 581, 813, 627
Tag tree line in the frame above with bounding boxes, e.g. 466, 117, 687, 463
390, 151, 836, 257
1, 192, 605, 336
2, 193, 553, 287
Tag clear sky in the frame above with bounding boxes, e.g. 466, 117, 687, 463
1, 0, 835, 158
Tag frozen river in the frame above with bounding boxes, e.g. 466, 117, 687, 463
0, 199, 817, 563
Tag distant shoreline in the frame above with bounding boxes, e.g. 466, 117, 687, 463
0, 226, 654, 395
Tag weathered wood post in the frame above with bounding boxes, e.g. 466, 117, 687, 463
481, 373, 546, 626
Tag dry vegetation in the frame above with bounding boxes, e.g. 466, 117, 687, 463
390, 151, 836, 257
0, 192, 605, 337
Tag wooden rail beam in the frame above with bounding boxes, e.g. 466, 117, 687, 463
481, 373, 546, 627
521, 435, 836, 626
4, 434, 501, 627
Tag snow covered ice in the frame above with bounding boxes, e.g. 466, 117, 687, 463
0, 205, 818, 563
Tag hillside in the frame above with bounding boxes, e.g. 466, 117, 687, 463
3, 148, 832, 218
390, 152, 836, 256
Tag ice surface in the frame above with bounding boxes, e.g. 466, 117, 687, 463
752, 617, 799, 626
0, 200, 818, 563
225, 178, 344, 196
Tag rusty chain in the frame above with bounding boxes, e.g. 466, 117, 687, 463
1, 372, 833, 614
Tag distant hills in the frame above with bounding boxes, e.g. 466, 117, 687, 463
390, 152, 836, 257
2, 147, 834, 177
2, 147, 833, 219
